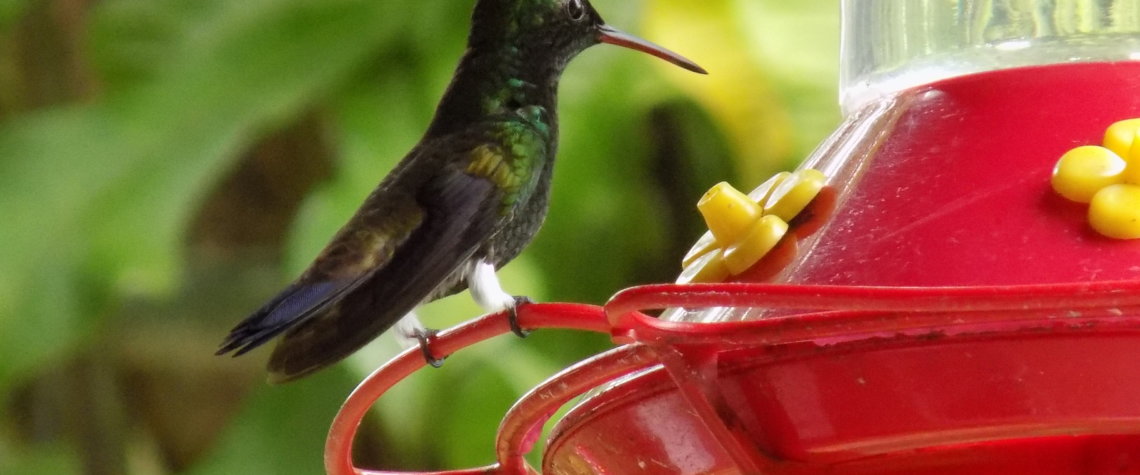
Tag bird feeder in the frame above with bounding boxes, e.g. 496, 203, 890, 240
326, 1, 1140, 473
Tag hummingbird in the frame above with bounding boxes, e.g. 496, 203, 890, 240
217, 0, 706, 382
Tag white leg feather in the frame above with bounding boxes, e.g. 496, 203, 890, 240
468, 260, 516, 313
392, 309, 426, 350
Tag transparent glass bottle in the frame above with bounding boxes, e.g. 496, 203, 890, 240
668, 0, 1140, 324
841, 0, 1140, 114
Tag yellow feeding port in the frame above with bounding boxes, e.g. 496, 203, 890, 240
1126, 136, 1140, 185
681, 170, 828, 283
1051, 146, 1125, 203
677, 249, 730, 284
1089, 184, 1140, 240
723, 215, 789, 275
764, 169, 827, 221
698, 182, 763, 245
1104, 118, 1140, 158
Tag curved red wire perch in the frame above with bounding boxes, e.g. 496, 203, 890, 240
324, 302, 614, 475
325, 280, 1140, 474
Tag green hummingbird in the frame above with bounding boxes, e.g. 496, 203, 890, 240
217, 0, 705, 382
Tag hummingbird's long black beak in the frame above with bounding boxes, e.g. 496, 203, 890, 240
597, 25, 707, 75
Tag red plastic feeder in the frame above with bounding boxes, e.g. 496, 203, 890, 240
327, 1, 1140, 474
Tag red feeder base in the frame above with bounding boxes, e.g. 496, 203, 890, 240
548, 314, 1140, 474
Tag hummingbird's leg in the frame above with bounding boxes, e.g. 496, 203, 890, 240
412, 328, 445, 368
469, 260, 531, 338
507, 295, 533, 338
394, 310, 445, 367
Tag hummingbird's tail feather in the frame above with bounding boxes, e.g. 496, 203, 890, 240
216, 279, 357, 357
266, 169, 504, 382
264, 273, 427, 383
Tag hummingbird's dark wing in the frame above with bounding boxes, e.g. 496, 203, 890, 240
263, 166, 502, 382
215, 187, 426, 358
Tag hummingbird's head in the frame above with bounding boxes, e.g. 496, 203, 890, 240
471, 0, 706, 75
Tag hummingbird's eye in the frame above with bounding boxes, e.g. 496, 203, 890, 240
566, 0, 586, 21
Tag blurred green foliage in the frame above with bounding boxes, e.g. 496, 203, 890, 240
0, 0, 838, 473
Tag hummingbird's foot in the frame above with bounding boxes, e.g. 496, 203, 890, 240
506, 295, 533, 338
467, 260, 532, 337
412, 328, 446, 368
